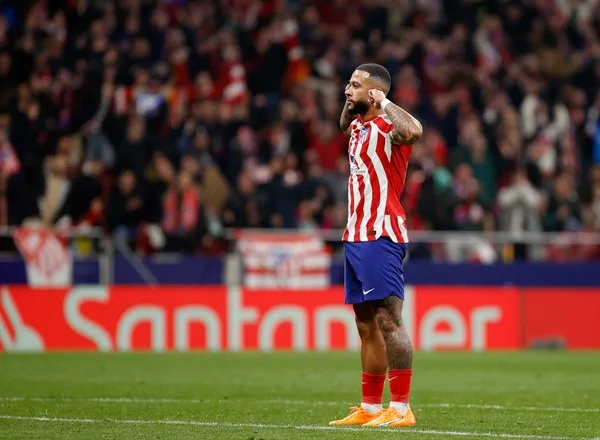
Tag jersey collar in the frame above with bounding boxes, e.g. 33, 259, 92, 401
358, 112, 385, 124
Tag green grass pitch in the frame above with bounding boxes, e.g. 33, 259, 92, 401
0, 351, 599, 439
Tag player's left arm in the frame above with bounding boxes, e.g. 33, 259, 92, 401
368, 89, 423, 145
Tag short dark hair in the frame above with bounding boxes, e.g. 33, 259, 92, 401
356, 63, 392, 93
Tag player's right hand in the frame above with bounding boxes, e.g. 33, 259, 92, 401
368, 89, 386, 108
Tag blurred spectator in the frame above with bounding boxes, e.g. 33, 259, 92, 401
322, 155, 349, 207
222, 170, 266, 228
108, 170, 146, 244
115, 117, 151, 178
593, 176, 600, 228
543, 171, 581, 232
451, 163, 492, 232
161, 169, 204, 252
0, 126, 20, 179
497, 168, 543, 234
307, 119, 347, 171
145, 152, 176, 224
451, 132, 496, 204
38, 155, 70, 227
497, 167, 544, 259
54, 158, 104, 230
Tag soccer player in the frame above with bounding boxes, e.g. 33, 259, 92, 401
329, 64, 422, 428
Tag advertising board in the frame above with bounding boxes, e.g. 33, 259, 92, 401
0, 285, 543, 352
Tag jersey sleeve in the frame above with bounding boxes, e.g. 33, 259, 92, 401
381, 117, 404, 147
387, 131, 407, 147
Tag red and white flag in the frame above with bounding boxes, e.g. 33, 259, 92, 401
237, 232, 331, 289
12, 228, 72, 287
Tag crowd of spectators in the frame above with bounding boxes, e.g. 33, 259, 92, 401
1, 0, 600, 260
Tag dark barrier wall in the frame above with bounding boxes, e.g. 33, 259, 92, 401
1, 257, 600, 286
331, 261, 600, 287
0, 258, 101, 284
112, 255, 224, 285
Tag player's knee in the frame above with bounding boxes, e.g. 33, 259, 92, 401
375, 311, 413, 353
355, 316, 378, 341
375, 312, 402, 337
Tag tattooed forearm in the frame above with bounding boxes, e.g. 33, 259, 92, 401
383, 101, 423, 145
340, 101, 354, 136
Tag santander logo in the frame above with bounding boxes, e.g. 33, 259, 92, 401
0, 285, 520, 352
0, 286, 361, 352
62, 286, 360, 352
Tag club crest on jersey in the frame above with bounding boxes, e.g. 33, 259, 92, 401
359, 126, 370, 143
349, 153, 366, 175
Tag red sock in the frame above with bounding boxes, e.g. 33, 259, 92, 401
389, 369, 412, 402
361, 372, 385, 404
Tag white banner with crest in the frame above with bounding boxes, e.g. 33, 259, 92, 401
12, 228, 72, 287
237, 232, 331, 289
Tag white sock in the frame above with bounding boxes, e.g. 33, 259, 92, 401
389, 401, 411, 415
360, 402, 383, 414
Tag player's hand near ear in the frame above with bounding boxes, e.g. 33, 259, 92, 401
368, 89, 386, 108
368, 89, 422, 145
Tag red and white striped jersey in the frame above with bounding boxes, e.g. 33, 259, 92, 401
342, 114, 412, 243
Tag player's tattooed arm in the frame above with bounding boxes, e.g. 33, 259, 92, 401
340, 101, 353, 136
368, 89, 423, 145
384, 102, 423, 145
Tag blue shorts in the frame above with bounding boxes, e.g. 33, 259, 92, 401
344, 238, 407, 304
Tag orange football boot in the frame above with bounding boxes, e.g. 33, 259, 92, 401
362, 407, 417, 427
329, 406, 383, 425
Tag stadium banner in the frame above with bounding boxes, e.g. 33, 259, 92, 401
3, 285, 582, 352
236, 231, 331, 289
11, 228, 73, 287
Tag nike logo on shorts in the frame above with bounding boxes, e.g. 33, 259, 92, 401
363, 288, 375, 295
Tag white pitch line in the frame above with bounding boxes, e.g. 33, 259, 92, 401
0, 414, 590, 440
421, 403, 600, 414
1, 396, 599, 414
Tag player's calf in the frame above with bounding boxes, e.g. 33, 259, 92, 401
372, 297, 415, 423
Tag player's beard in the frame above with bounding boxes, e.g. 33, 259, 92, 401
348, 100, 370, 116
